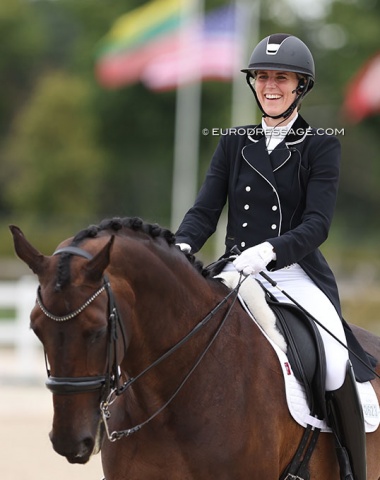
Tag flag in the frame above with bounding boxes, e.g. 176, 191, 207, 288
96, 0, 187, 56
142, 4, 242, 91
343, 52, 380, 123
95, 0, 190, 89
95, 2, 242, 90
96, 32, 183, 88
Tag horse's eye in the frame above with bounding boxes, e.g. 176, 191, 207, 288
86, 326, 107, 343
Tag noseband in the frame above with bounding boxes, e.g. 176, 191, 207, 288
38, 246, 127, 398
38, 244, 246, 441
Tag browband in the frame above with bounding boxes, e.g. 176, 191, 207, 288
53, 246, 93, 260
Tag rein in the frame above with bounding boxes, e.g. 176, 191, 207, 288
37, 244, 247, 441
100, 275, 246, 441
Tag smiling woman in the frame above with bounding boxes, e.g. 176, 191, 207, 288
252, 70, 301, 125
241, 33, 315, 123
175, 33, 372, 480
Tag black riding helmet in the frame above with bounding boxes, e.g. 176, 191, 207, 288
242, 33, 315, 119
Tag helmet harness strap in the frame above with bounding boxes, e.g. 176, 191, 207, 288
245, 73, 311, 120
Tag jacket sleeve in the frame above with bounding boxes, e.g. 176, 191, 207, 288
268, 134, 341, 269
175, 137, 230, 252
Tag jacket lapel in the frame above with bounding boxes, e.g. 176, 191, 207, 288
268, 115, 311, 171
241, 115, 311, 185
241, 138, 278, 188
269, 144, 292, 172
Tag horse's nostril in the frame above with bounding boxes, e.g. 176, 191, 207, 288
50, 431, 95, 464
82, 436, 95, 452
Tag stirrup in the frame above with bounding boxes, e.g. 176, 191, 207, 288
326, 360, 367, 480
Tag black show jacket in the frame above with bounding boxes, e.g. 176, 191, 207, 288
176, 115, 376, 381
177, 115, 341, 311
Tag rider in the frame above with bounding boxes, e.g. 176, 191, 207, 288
175, 33, 372, 480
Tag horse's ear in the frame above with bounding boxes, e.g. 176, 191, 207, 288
84, 235, 115, 282
9, 225, 48, 275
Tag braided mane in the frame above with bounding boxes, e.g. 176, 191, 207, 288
55, 217, 208, 290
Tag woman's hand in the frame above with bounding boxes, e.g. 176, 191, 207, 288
176, 243, 192, 253
233, 242, 276, 276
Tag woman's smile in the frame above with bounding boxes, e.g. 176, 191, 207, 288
255, 70, 299, 125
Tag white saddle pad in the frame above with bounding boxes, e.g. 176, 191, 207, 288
267, 328, 380, 433
216, 272, 380, 433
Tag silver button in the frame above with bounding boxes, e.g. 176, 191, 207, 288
242, 222, 248, 228
245, 186, 251, 192
244, 204, 249, 210
271, 224, 277, 230
272, 205, 278, 211
241, 241, 246, 247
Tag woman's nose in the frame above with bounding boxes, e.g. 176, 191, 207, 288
266, 77, 277, 87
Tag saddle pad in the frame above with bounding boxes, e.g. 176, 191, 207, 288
238, 295, 380, 433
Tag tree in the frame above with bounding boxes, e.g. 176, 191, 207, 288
1, 0, 379, 257
1, 71, 105, 222
0, 0, 46, 137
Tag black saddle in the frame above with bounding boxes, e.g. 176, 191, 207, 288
264, 289, 327, 420
205, 253, 326, 419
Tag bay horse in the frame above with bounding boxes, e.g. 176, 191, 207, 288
10, 217, 380, 479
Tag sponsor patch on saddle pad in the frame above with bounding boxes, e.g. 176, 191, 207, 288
270, 339, 380, 433
215, 271, 380, 433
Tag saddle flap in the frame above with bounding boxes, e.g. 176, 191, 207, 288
267, 296, 327, 419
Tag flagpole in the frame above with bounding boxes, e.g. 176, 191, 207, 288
231, 0, 260, 126
170, 0, 204, 232
215, 0, 260, 257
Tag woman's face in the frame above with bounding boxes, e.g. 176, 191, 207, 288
254, 70, 300, 124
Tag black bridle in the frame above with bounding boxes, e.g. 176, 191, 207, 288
99, 278, 245, 441
37, 245, 246, 441
38, 246, 127, 400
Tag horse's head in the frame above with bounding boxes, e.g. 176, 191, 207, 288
10, 225, 124, 464
10, 217, 216, 466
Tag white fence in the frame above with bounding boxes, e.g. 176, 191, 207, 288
0, 276, 43, 382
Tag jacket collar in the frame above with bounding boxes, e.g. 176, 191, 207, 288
242, 137, 293, 189
242, 116, 311, 186
247, 115, 311, 145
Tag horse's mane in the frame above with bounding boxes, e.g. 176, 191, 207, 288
55, 217, 210, 290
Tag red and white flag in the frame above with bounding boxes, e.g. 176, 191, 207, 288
343, 52, 380, 123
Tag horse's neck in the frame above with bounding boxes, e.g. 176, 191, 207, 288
115, 251, 219, 381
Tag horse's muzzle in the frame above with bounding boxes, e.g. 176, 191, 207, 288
50, 418, 104, 464
50, 430, 95, 464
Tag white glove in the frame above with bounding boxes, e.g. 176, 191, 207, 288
176, 243, 192, 253
233, 242, 276, 276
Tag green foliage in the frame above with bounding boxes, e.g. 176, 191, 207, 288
0, 0, 46, 135
1, 71, 105, 220
0, 0, 379, 259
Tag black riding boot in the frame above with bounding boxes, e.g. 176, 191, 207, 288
326, 360, 367, 480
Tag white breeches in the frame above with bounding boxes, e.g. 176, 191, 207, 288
255, 264, 348, 391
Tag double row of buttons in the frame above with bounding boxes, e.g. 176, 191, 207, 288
240, 185, 279, 247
